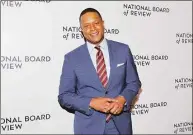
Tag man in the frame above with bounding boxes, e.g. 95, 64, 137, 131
58, 8, 141, 134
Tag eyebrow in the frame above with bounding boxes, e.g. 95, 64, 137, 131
82, 19, 101, 24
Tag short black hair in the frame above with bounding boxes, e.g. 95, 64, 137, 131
79, 8, 103, 23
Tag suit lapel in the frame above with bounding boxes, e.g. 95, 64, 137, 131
106, 40, 116, 91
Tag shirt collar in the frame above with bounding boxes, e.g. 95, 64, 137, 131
87, 38, 107, 52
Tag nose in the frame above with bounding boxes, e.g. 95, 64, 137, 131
90, 24, 96, 31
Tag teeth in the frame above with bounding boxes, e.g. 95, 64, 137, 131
91, 32, 98, 36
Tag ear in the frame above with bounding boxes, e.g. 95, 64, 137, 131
80, 30, 84, 36
80, 24, 83, 31
80, 31, 86, 42
102, 20, 104, 25
102, 20, 105, 28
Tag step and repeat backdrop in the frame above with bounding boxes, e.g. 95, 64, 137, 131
1, 1, 192, 134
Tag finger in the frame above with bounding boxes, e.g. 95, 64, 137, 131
116, 106, 122, 114
105, 102, 110, 107
103, 108, 107, 113
106, 98, 118, 103
110, 104, 119, 114
104, 101, 112, 109
103, 106, 109, 113
111, 109, 117, 114
104, 103, 113, 113
115, 107, 122, 114
114, 99, 119, 102
118, 104, 125, 114
110, 98, 118, 103
106, 98, 115, 103
105, 104, 113, 113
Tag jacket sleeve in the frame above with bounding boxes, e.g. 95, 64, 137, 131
119, 46, 142, 110
58, 54, 93, 116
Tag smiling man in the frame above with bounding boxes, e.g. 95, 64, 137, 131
58, 8, 141, 134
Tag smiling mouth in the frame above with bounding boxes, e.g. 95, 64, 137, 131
91, 32, 99, 36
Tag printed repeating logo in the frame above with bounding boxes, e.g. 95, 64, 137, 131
123, 3, 170, 17
133, 54, 169, 67
174, 78, 192, 90
62, 26, 119, 40
176, 33, 192, 44
1, 0, 51, 8
173, 121, 192, 134
1, 113, 51, 132
1, 56, 51, 70
130, 102, 167, 115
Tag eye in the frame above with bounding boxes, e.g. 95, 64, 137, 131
84, 25, 89, 28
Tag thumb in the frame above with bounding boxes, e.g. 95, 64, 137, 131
106, 98, 114, 102
107, 98, 118, 102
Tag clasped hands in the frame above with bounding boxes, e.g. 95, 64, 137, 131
89, 96, 126, 115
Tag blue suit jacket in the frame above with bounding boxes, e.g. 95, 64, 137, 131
58, 39, 141, 134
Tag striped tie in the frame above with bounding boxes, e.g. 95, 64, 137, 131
95, 46, 108, 88
95, 46, 111, 122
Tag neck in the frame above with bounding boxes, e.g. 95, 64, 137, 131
87, 37, 105, 46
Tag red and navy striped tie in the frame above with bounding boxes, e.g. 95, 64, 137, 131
95, 46, 108, 88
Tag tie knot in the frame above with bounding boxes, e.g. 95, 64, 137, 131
94, 46, 101, 51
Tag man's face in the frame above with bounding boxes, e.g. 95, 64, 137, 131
80, 12, 104, 45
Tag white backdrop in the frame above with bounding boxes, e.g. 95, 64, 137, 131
1, 1, 192, 134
